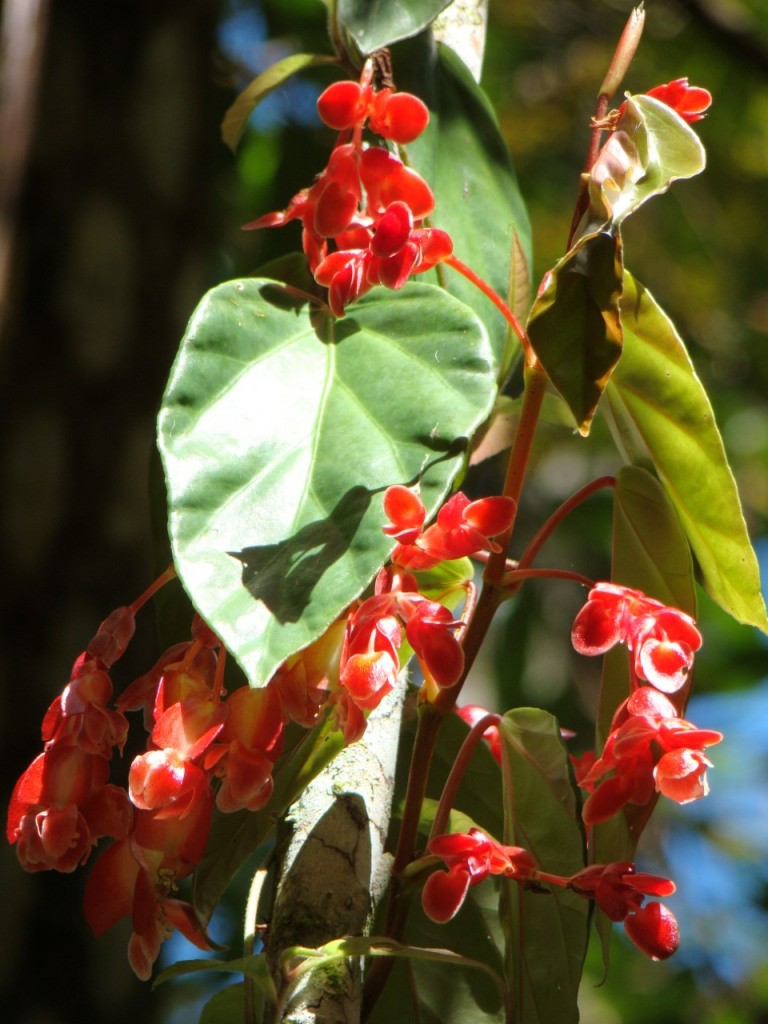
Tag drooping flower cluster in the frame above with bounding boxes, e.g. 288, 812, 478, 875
6, 589, 333, 979
243, 61, 453, 316
571, 582, 722, 823
7, 607, 135, 874
575, 685, 722, 824
422, 829, 536, 923
421, 828, 680, 961
327, 564, 466, 743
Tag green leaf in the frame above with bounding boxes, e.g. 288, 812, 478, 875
199, 984, 246, 1024
412, 556, 473, 604
499, 708, 588, 1024
369, 881, 508, 1024
221, 54, 338, 152
526, 231, 623, 435
613, 465, 697, 617
337, 0, 453, 52
604, 272, 768, 633
154, 954, 275, 998
587, 95, 706, 228
159, 278, 495, 687
402, 43, 532, 368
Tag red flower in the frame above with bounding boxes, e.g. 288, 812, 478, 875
569, 862, 680, 960
654, 747, 712, 803
384, 486, 516, 570
569, 861, 674, 921
646, 78, 712, 124
624, 901, 680, 960
316, 76, 429, 144
571, 582, 701, 694
578, 686, 722, 824
422, 829, 535, 922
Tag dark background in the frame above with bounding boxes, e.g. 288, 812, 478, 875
2, 1, 767, 1021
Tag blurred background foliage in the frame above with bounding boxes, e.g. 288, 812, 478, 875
2, 0, 767, 1021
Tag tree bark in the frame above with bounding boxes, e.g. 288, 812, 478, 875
265, 679, 406, 1024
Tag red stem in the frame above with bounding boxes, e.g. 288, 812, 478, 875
429, 713, 501, 841
444, 253, 536, 366
502, 567, 595, 590
516, 475, 616, 571
128, 564, 177, 615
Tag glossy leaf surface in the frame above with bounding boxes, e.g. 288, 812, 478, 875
605, 273, 768, 633
337, 0, 453, 52
403, 44, 532, 367
159, 279, 495, 687
500, 708, 588, 1024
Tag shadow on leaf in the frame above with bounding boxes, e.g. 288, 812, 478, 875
231, 485, 375, 623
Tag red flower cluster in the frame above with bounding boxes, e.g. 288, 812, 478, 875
383, 485, 516, 571
575, 685, 722, 824
7, 590, 346, 979
572, 582, 702, 694
422, 828, 679, 960
571, 583, 721, 825
327, 565, 468, 742
569, 862, 680, 960
244, 62, 453, 316
7, 608, 135, 874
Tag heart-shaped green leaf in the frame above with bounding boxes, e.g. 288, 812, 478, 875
158, 279, 495, 687
604, 272, 768, 633
499, 708, 588, 1024
221, 54, 338, 152
337, 0, 453, 52
526, 231, 624, 435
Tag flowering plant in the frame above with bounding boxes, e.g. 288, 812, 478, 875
9, 3, 767, 1023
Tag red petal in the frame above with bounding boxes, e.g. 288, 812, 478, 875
371, 201, 413, 258
624, 902, 680, 960
422, 866, 471, 922
571, 598, 623, 655
317, 81, 365, 130
463, 496, 516, 536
